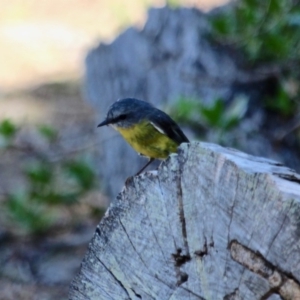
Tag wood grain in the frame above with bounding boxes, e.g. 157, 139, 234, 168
70, 142, 300, 299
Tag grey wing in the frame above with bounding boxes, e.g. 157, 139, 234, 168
148, 110, 189, 144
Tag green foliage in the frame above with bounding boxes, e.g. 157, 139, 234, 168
64, 160, 96, 192
0, 119, 18, 147
38, 125, 58, 141
23, 159, 83, 205
171, 97, 201, 124
7, 193, 52, 234
0, 121, 97, 235
25, 161, 53, 185
264, 82, 296, 116
170, 96, 248, 144
211, 0, 300, 118
201, 96, 248, 130
0, 119, 17, 138
211, 0, 300, 63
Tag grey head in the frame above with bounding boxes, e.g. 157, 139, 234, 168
97, 98, 154, 129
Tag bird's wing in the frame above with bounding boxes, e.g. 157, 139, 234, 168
148, 110, 189, 144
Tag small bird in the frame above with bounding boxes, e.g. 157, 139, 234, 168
97, 98, 189, 175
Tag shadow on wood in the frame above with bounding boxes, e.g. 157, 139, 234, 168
69, 142, 300, 299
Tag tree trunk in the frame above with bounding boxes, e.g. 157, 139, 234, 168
69, 142, 300, 299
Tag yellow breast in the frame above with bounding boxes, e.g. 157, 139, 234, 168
114, 121, 179, 159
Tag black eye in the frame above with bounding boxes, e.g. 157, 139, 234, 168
118, 114, 127, 120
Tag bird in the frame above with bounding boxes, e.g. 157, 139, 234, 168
97, 98, 189, 175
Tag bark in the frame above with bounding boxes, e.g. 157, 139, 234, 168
69, 142, 300, 300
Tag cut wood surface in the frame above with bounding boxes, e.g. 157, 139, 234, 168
69, 142, 300, 299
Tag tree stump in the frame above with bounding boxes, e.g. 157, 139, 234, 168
69, 142, 300, 299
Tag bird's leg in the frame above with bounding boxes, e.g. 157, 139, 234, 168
135, 158, 155, 176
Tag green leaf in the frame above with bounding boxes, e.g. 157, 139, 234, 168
200, 99, 224, 128
265, 85, 295, 116
6, 193, 52, 234
212, 17, 232, 35
210, 0, 300, 64
24, 161, 53, 185
169, 97, 201, 124
243, 0, 258, 9
223, 117, 240, 131
38, 125, 58, 141
38, 192, 78, 205
64, 159, 96, 191
263, 33, 289, 58
268, 0, 282, 14
0, 119, 17, 139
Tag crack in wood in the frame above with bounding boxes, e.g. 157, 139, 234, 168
179, 286, 207, 299
194, 237, 208, 258
172, 248, 191, 267
265, 200, 292, 258
223, 288, 241, 300
260, 289, 280, 300
95, 226, 101, 236
230, 240, 300, 300
142, 200, 169, 265
172, 248, 191, 286
172, 162, 192, 287
155, 273, 205, 299
273, 173, 300, 185
178, 271, 188, 286
157, 176, 178, 250
119, 217, 148, 268
94, 253, 132, 299
176, 154, 190, 260
125, 175, 135, 186
130, 288, 142, 299
227, 173, 240, 246
176, 173, 189, 256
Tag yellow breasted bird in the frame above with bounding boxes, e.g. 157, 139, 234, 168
97, 98, 189, 175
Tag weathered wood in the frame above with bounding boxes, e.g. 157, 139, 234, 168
69, 142, 300, 299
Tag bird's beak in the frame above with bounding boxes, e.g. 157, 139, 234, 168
97, 118, 111, 127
